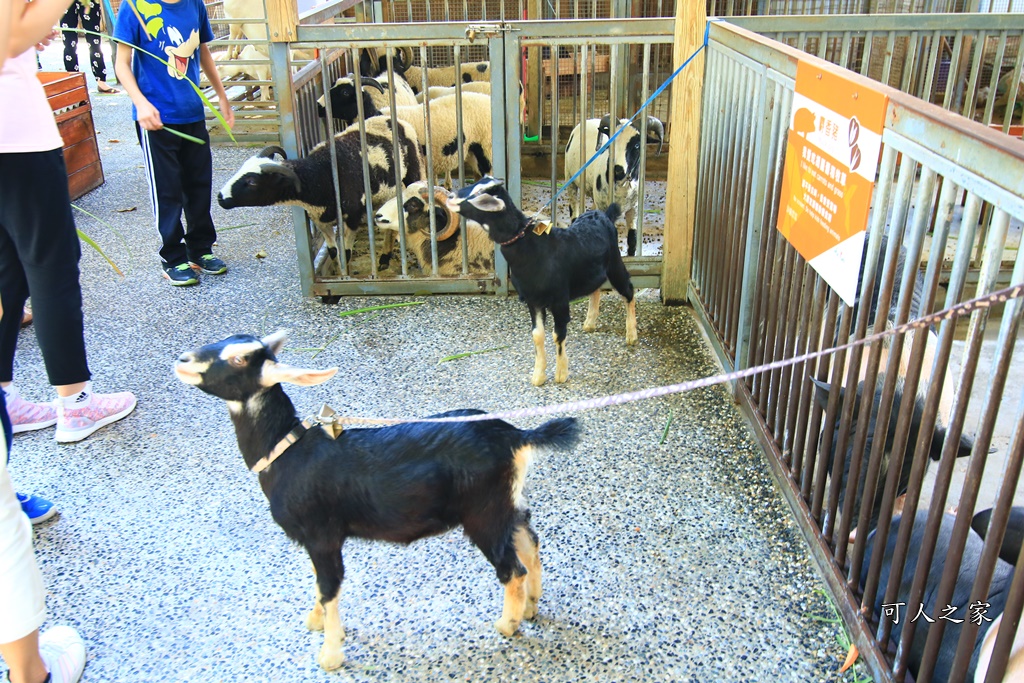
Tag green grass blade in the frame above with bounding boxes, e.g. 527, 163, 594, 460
160, 127, 205, 144
76, 229, 124, 276
659, 411, 674, 444
71, 203, 132, 260
337, 301, 425, 317
438, 346, 509, 364
216, 222, 259, 232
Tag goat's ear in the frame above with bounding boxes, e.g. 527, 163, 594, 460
810, 376, 838, 411
466, 192, 505, 213
261, 361, 338, 387
263, 164, 301, 193
597, 114, 613, 137
261, 330, 289, 357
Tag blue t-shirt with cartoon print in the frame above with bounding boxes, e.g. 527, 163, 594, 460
113, 0, 214, 124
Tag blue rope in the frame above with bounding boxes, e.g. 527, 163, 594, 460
541, 19, 715, 215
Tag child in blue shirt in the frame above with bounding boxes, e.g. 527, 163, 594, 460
113, 0, 235, 285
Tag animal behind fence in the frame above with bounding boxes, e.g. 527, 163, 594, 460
174, 330, 581, 671
448, 177, 638, 386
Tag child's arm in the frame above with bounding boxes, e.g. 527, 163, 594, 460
115, 43, 162, 130
199, 43, 234, 130
7, 0, 74, 57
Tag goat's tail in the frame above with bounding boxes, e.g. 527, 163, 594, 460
604, 203, 622, 224
522, 417, 581, 452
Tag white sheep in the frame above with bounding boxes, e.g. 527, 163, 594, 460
415, 82, 491, 103
374, 182, 494, 275
222, 0, 266, 60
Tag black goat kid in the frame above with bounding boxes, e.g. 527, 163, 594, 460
448, 177, 638, 386
175, 331, 580, 671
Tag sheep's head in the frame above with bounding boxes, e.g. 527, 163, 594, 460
376, 183, 458, 240
448, 177, 524, 244
316, 76, 385, 121
217, 147, 300, 209
175, 330, 338, 403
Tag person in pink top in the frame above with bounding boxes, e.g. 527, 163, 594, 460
0, 0, 137, 447
0, 6, 103, 683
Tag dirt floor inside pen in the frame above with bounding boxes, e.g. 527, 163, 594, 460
2, 55, 873, 683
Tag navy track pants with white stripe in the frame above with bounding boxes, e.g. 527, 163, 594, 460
136, 121, 217, 268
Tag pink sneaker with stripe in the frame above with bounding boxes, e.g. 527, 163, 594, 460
55, 383, 137, 443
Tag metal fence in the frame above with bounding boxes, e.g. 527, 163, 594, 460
731, 12, 1024, 137
691, 19, 1023, 682
277, 18, 673, 297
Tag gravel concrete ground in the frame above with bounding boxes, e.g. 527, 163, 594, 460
2, 43, 868, 683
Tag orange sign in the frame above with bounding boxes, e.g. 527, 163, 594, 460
777, 61, 889, 306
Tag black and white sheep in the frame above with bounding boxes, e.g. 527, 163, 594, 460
174, 330, 580, 670
449, 177, 637, 386
320, 83, 493, 187
315, 50, 419, 126
216, 116, 423, 273
374, 182, 494, 276
393, 47, 491, 95
563, 115, 665, 256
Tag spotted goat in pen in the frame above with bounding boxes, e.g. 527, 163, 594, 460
449, 177, 638, 386
174, 330, 580, 671
563, 115, 664, 256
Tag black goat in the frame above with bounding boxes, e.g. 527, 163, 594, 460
448, 177, 637, 386
812, 376, 974, 541
174, 330, 580, 671
216, 116, 422, 273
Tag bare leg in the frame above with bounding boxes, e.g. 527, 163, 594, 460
530, 306, 547, 387
552, 302, 570, 384
0, 631, 48, 683
625, 298, 637, 345
583, 291, 601, 332
514, 526, 542, 620
310, 550, 345, 670
494, 574, 527, 636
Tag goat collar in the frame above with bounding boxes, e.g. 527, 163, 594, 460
499, 217, 545, 246
250, 404, 346, 473
251, 422, 309, 474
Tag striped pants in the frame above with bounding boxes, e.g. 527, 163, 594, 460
135, 122, 217, 268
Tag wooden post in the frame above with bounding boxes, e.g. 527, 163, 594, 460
660, 2, 706, 305
267, 0, 299, 43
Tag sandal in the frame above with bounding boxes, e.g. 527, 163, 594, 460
97, 83, 120, 94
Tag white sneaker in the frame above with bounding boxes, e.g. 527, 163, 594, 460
38, 625, 86, 683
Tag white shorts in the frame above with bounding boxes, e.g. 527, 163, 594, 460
0, 436, 46, 644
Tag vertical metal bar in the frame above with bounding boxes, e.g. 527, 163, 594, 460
635, 42, 652, 258
922, 29, 941, 104
982, 31, 1009, 127
860, 30, 874, 78
320, 49, 348, 277
951, 244, 1024, 682
734, 64, 771, 372
808, 288, 840, 519
962, 30, 987, 119
794, 274, 827, 491
896, 207, 1011, 681
943, 30, 965, 111
578, 44, 590, 220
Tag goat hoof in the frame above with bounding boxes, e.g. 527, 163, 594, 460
317, 645, 345, 670
494, 617, 520, 637
554, 369, 569, 384
523, 600, 539, 620
306, 609, 324, 632
582, 322, 597, 333
531, 372, 546, 387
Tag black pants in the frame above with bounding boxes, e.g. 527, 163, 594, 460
136, 122, 218, 267
61, 0, 107, 82
0, 149, 90, 387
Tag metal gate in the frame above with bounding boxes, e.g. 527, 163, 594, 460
692, 19, 1024, 683
274, 17, 674, 297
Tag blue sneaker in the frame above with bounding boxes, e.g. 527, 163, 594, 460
17, 492, 57, 524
